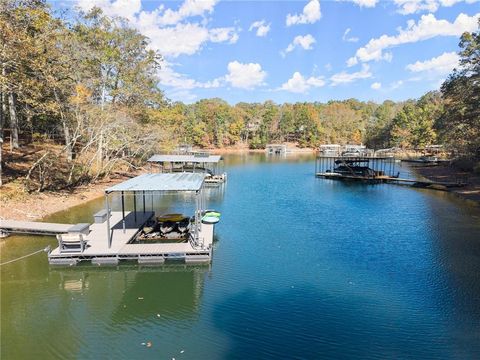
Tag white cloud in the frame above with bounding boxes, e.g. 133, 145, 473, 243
249, 20, 271, 37
346, 56, 358, 67
168, 89, 198, 103
144, 23, 209, 57
225, 61, 267, 89
160, 60, 270, 92
394, 0, 439, 14
280, 72, 326, 93
348, 12, 479, 65
209, 27, 239, 44
76, 0, 239, 58
330, 64, 372, 86
158, 61, 221, 90
371, 82, 382, 90
76, 0, 218, 24
341, 0, 379, 7
76, 0, 142, 21
286, 0, 321, 26
406, 51, 460, 74
394, 0, 479, 15
155, 0, 218, 26
390, 80, 404, 89
343, 28, 359, 42
284, 34, 316, 55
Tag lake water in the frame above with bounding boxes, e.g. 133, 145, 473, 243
2, 154, 480, 359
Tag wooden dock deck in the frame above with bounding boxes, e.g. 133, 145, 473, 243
48, 211, 214, 266
0, 219, 89, 236
316, 172, 466, 189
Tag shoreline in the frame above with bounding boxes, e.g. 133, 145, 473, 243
1, 149, 316, 222
0, 175, 136, 221
2, 153, 478, 223
411, 164, 480, 205
210, 147, 316, 154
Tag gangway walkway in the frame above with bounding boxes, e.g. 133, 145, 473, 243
0, 220, 89, 236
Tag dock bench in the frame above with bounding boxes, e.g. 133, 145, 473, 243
93, 209, 109, 223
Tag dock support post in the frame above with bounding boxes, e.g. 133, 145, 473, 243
195, 191, 200, 246
121, 191, 126, 233
105, 192, 112, 248
133, 191, 137, 223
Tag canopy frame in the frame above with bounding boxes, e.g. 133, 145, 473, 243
104, 173, 206, 248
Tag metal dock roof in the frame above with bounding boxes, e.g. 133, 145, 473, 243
106, 173, 205, 193
147, 154, 222, 163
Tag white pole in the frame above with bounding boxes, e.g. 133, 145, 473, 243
105, 192, 111, 248
195, 191, 200, 245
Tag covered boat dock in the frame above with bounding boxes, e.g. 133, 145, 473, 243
48, 173, 215, 266
147, 154, 227, 185
315, 155, 465, 189
315, 155, 399, 183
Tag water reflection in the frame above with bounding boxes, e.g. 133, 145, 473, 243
1, 264, 210, 359
55, 266, 209, 323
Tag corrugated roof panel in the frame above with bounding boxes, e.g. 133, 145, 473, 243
106, 173, 205, 192
147, 154, 222, 163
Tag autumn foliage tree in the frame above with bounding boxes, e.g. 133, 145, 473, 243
439, 19, 480, 157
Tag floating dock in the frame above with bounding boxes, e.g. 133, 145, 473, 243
48, 173, 218, 266
48, 211, 214, 266
315, 156, 465, 189
0, 220, 89, 236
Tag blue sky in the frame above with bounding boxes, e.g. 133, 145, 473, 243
58, 0, 479, 104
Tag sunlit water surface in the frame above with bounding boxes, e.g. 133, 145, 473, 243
2, 154, 480, 359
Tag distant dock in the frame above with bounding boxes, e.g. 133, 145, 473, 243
315, 155, 466, 190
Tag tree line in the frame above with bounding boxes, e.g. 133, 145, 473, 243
1, 1, 478, 191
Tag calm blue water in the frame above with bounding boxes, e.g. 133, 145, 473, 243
2, 154, 480, 359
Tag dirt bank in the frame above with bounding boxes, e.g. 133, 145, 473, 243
412, 164, 480, 205
0, 174, 139, 221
